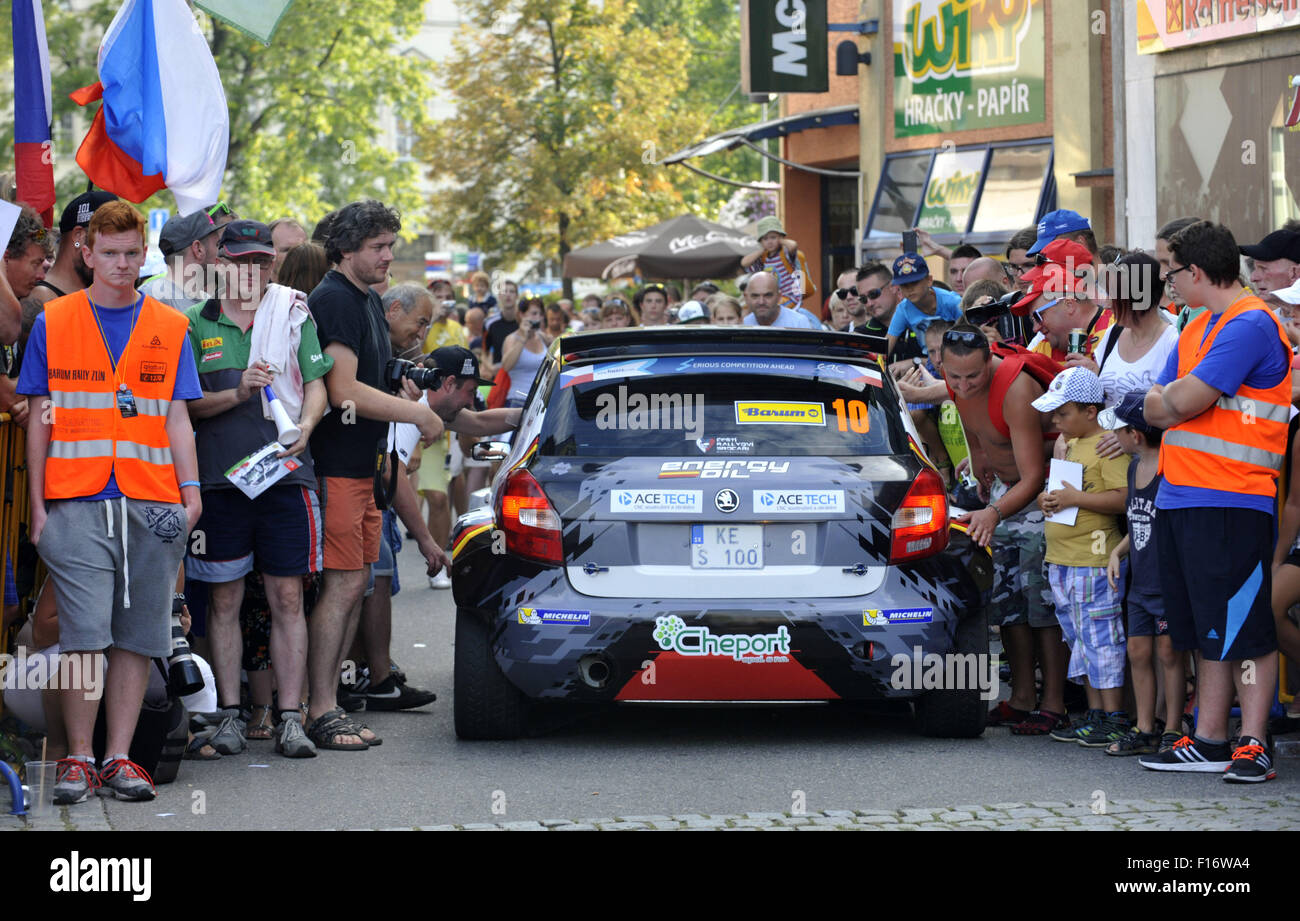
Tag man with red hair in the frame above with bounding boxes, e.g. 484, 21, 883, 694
18, 200, 203, 804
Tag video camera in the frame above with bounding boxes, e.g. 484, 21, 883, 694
963, 289, 1020, 327
385, 357, 444, 393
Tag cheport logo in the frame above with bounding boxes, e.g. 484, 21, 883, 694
652, 615, 791, 663
734, 401, 826, 426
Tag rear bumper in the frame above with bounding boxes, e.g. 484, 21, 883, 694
476, 558, 989, 703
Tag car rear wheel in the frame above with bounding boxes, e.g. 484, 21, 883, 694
913, 607, 989, 739
454, 607, 529, 740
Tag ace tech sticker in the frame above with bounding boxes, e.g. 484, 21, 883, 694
734, 401, 826, 425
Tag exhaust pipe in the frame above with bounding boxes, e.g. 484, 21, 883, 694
578, 654, 612, 689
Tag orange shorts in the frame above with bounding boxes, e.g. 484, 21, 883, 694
319, 476, 381, 571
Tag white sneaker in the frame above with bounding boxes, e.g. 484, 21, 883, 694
429, 571, 452, 589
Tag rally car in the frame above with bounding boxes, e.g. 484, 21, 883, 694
450, 326, 993, 739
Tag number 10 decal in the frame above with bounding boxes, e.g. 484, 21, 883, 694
831, 398, 870, 434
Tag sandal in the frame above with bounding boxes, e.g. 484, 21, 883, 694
1010, 709, 1069, 736
184, 733, 222, 761
306, 707, 368, 751
246, 705, 274, 741
340, 714, 382, 746
1105, 727, 1160, 756
987, 701, 1031, 726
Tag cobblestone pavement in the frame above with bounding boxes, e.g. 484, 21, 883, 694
5, 794, 1299, 831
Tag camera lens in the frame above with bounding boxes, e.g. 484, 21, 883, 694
168, 613, 204, 696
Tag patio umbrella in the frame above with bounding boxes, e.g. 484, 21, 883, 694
563, 214, 756, 280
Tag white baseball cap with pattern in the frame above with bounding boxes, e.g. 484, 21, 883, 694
1031, 365, 1105, 412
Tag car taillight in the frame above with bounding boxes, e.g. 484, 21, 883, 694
889, 468, 949, 564
498, 468, 563, 564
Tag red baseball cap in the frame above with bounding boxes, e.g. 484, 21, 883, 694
1012, 263, 1087, 316
1037, 239, 1094, 271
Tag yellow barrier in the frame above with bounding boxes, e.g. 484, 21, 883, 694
1, 413, 38, 718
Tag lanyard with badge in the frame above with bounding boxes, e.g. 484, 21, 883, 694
87, 293, 144, 417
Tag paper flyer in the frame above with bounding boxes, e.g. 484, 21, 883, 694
224, 442, 301, 499
1045, 458, 1083, 526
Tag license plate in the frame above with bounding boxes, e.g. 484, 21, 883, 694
691, 524, 763, 570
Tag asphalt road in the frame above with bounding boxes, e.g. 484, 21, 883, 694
101, 539, 1300, 831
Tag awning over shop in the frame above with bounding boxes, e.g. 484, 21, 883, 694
663, 105, 860, 188
663, 104, 860, 164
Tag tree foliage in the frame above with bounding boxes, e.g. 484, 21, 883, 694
2, 0, 431, 229
423, 0, 738, 289
629, 0, 767, 205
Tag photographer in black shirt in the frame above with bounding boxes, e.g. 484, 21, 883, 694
303, 200, 443, 751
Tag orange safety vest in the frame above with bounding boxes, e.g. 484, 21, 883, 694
43, 290, 189, 502
1158, 293, 1292, 498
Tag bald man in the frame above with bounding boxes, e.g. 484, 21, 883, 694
961, 257, 1012, 291
743, 272, 815, 328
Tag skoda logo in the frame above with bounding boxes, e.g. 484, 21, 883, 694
715, 489, 739, 513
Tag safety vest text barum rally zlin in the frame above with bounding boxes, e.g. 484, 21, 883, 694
43, 290, 189, 503
1158, 293, 1292, 499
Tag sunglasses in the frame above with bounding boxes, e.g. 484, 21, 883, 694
207, 201, 233, 219
1031, 298, 1061, 322
942, 328, 985, 347
835, 288, 859, 301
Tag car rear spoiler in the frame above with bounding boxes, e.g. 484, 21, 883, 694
558, 327, 889, 367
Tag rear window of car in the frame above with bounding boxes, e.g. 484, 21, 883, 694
538, 355, 908, 457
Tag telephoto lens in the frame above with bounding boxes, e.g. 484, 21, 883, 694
168, 594, 204, 696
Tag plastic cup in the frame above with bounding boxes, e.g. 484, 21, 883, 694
23, 761, 58, 817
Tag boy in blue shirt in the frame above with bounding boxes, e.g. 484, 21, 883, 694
886, 253, 963, 361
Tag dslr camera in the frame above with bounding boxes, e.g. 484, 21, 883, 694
385, 357, 444, 393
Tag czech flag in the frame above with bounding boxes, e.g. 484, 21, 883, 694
71, 0, 229, 215
12, 0, 55, 227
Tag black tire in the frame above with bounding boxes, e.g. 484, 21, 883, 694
913, 607, 989, 739
454, 607, 529, 740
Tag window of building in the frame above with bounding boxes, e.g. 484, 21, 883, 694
865, 153, 931, 241
864, 140, 1053, 254
969, 143, 1053, 236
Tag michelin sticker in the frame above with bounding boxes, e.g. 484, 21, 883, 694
863, 607, 934, 626
753, 490, 844, 513
518, 608, 591, 626
734, 401, 826, 426
611, 489, 703, 513
652, 615, 790, 663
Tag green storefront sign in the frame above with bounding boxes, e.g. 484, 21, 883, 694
747, 0, 829, 94
893, 0, 1046, 138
